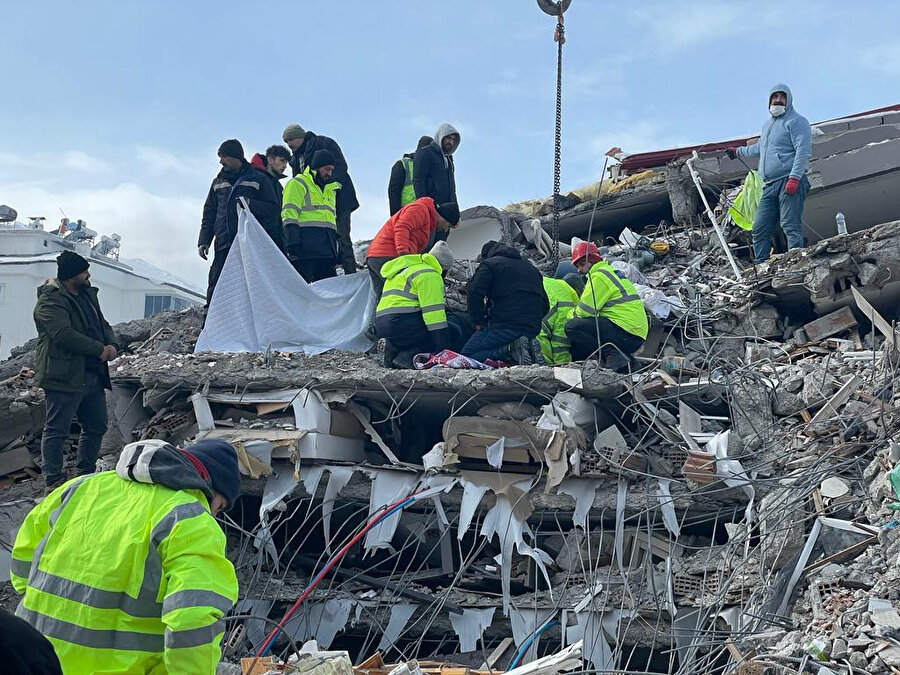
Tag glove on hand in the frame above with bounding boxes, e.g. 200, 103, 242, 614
785, 177, 800, 195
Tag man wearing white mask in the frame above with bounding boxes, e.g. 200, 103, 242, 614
727, 84, 811, 263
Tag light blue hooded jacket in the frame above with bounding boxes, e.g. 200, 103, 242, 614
737, 83, 812, 184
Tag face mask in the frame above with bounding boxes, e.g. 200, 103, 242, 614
770, 104, 786, 117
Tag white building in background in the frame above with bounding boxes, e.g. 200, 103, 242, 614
0, 219, 203, 359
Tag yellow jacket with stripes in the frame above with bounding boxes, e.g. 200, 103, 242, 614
11, 472, 238, 674
573, 260, 649, 339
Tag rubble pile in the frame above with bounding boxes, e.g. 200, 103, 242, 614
3, 214, 900, 673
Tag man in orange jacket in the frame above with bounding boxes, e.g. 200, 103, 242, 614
365, 197, 458, 299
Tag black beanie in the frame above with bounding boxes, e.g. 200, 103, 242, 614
217, 139, 245, 160
436, 201, 460, 226
311, 150, 336, 170
57, 250, 89, 280
417, 135, 432, 150
185, 438, 241, 508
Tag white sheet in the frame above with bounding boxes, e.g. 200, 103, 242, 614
195, 202, 374, 354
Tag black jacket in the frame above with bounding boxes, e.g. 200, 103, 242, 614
467, 242, 549, 334
388, 153, 414, 216
289, 131, 359, 215
413, 142, 456, 206
250, 153, 285, 250
199, 161, 280, 251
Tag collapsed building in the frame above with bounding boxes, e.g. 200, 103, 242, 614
3, 111, 900, 675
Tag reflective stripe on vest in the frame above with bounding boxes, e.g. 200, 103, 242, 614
282, 169, 339, 231
580, 267, 641, 316
17, 478, 229, 652
400, 157, 416, 206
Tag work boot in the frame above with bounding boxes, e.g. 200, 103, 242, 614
509, 336, 533, 366
529, 338, 546, 365
392, 350, 417, 369
44, 476, 67, 495
376, 338, 398, 368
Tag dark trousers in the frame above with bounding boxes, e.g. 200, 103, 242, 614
336, 211, 356, 275
752, 175, 809, 263
461, 327, 526, 362
366, 256, 393, 301
565, 316, 645, 361
290, 257, 337, 284
205, 245, 230, 306
41, 371, 107, 485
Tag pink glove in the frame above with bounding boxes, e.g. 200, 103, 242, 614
785, 177, 800, 195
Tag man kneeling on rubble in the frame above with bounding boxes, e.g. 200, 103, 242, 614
375, 242, 456, 368
11, 438, 240, 674
565, 242, 648, 372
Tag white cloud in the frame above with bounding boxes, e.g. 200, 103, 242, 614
631, 2, 785, 50
60, 151, 109, 173
861, 41, 900, 76
133, 145, 209, 180
404, 115, 477, 140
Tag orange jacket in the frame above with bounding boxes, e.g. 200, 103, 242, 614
366, 197, 436, 259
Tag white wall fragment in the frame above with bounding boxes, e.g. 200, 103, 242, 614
449, 607, 496, 653
510, 607, 556, 664
363, 470, 418, 553
376, 603, 418, 652
557, 478, 597, 530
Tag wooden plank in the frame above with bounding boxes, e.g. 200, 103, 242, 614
808, 375, 862, 426
851, 285, 900, 354
479, 637, 514, 670
812, 488, 826, 515
802, 306, 858, 342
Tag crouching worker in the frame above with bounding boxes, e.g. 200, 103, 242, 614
11, 438, 240, 675
375, 243, 456, 369
537, 273, 583, 365
565, 242, 648, 372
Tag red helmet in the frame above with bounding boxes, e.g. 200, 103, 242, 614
571, 241, 601, 265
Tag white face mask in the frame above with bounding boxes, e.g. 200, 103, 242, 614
769, 104, 786, 117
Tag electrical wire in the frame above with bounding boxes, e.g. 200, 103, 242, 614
507, 619, 557, 670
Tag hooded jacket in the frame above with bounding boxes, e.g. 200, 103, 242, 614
199, 160, 280, 251
250, 153, 286, 250
289, 131, 360, 215
366, 197, 437, 259
11, 442, 238, 675
33, 278, 118, 392
413, 123, 460, 206
737, 83, 812, 184
467, 241, 548, 334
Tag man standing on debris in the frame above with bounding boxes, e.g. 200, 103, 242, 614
414, 124, 461, 243
537, 274, 583, 365
282, 149, 343, 283
365, 197, 459, 299
388, 136, 433, 215
461, 241, 548, 365
33, 251, 118, 491
375, 243, 456, 368
283, 124, 360, 274
11, 438, 240, 674
727, 84, 812, 263
565, 242, 648, 371
250, 144, 292, 251
198, 139, 280, 305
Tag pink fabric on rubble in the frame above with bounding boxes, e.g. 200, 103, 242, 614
413, 349, 495, 370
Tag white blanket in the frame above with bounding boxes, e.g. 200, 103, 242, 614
195, 204, 374, 354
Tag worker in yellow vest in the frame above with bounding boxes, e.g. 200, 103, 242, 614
282, 150, 342, 283
11, 439, 240, 674
537, 274, 583, 364
388, 136, 432, 215
565, 241, 649, 372
375, 243, 456, 368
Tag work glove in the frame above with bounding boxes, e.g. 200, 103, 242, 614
725, 147, 738, 160
198, 244, 209, 260
785, 177, 800, 195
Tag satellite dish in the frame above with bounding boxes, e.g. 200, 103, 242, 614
0, 205, 17, 223
537, 0, 571, 16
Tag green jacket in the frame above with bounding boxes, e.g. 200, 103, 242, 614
33, 278, 118, 392
12, 471, 238, 675
537, 277, 579, 364
573, 261, 649, 339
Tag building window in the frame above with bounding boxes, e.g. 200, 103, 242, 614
0, 284, 5, 306
144, 295, 192, 318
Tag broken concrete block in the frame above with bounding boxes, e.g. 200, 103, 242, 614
802, 306, 858, 342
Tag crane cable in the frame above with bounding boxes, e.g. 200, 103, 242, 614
548, 2, 567, 262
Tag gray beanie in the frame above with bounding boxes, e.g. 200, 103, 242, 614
429, 241, 455, 272
282, 124, 306, 142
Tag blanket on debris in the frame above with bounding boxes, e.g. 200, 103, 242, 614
196, 202, 374, 355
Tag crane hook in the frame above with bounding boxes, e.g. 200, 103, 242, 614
536, 0, 571, 17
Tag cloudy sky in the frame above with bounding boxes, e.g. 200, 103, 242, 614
3, 1, 899, 288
